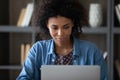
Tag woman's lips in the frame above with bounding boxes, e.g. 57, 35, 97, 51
56, 38, 65, 41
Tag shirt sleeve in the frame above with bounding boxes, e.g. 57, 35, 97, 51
16, 43, 40, 80
94, 47, 108, 80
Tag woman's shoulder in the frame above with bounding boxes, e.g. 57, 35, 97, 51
75, 38, 101, 53
28, 39, 54, 54
33, 39, 53, 46
80, 40, 96, 46
75, 38, 102, 56
30, 39, 53, 50
75, 38, 97, 48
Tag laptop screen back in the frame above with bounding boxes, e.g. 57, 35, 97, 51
41, 65, 100, 80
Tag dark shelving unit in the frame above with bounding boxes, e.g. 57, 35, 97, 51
0, 0, 119, 80
111, 0, 120, 80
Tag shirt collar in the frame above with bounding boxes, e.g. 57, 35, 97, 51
48, 37, 81, 57
48, 39, 55, 54
72, 37, 81, 57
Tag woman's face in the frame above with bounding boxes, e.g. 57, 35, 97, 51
47, 16, 73, 44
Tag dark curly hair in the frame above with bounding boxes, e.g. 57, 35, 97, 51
32, 0, 88, 39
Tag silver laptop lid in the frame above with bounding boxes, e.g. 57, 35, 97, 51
41, 65, 100, 80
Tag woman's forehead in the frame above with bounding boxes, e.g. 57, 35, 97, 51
47, 16, 73, 26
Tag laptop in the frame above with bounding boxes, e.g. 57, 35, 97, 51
41, 65, 100, 80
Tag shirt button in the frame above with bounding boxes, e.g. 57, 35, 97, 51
73, 60, 77, 64
52, 59, 55, 62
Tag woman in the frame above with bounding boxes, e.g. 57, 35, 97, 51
17, 0, 108, 80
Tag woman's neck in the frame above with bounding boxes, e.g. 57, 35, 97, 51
55, 39, 73, 56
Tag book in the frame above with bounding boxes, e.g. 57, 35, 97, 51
20, 43, 25, 65
20, 43, 31, 65
24, 43, 31, 59
17, 8, 26, 27
17, 2, 34, 27
115, 4, 120, 24
21, 2, 34, 27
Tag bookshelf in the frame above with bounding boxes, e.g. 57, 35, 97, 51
0, 0, 36, 79
0, 26, 38, 80
111, 0, 120, 79
0, 0, 119, 80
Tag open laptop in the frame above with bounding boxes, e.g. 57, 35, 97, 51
41, 65, 100, 80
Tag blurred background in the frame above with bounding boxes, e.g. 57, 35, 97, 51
0, 0, 119, 80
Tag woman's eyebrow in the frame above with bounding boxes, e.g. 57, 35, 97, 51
51, 24, 58, 27
63, 23, 71, 26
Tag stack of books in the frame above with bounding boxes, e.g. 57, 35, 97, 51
17, 2, 34, 27
20, 43, 31, 65
115, 4, 120, 24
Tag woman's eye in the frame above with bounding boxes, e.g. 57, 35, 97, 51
51, 26, 58, 30
64, 26, 70, 29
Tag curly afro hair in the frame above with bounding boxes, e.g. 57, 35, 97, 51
32, 0, 88, 39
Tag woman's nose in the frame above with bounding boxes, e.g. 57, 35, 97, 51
57, 29, 63, 36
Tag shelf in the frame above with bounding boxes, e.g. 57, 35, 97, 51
0, 65, 22, 70
0, 26, 39, 33
113, 28, 120, 34
0, 0, 116, 80
0, 26, 108, 34
82, 27, 108, 34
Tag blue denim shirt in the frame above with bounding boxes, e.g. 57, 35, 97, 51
17, 37, 108, 80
